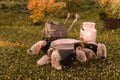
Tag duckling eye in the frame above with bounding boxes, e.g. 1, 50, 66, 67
90, 46, 93, 49
77, 46, 81, 50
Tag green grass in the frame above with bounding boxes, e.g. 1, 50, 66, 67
0, 8, 120, 80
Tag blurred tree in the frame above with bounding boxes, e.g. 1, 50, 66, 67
0, 0, 27, 9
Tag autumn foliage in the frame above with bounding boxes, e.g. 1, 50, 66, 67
100, 0, 120, 4
27, 0, 66, 24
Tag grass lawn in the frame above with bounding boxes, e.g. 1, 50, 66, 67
0, 8, 120, 80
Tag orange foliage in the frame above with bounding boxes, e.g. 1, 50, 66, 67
101, 0, 107, 4
110, 0, 119, 4
49, 0, 55, 3
27, 0, 36, 10
27, 0, 66, 23
101, 0, 119, 4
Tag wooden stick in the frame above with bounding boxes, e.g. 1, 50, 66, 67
64, 13, 71, 24
67, 14, 80, 32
